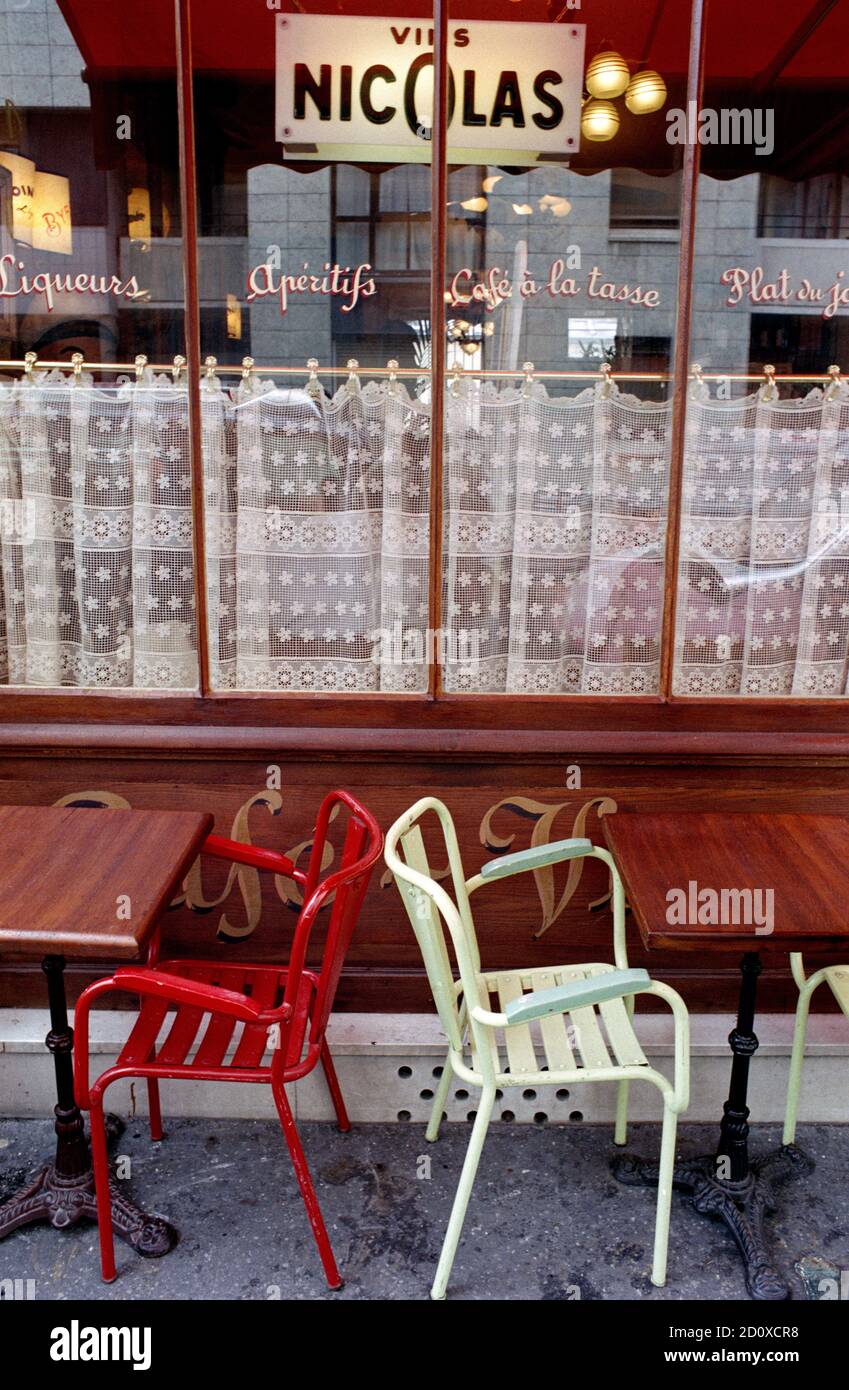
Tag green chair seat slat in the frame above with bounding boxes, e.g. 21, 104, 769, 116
494, 974, 538, 1075
471, 964, 648, 1076
825, 966, 849, 1018
599, 995, 647, 1067
535, 970, 577, 1072
569, 1003, 613, 1070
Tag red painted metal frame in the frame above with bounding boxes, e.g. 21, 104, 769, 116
73, 789, 383, 1288
203, 832, 306, 884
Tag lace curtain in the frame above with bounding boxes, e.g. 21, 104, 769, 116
442, 379, 671, 694
202, 374, 431, 692
0, 372, 197, 688
674, 380, 849, 696
4, 366, 849, 699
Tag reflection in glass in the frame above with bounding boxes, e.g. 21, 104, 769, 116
440, 1, 688, 694
678, 0, 849, 697
0, 1, 193, 690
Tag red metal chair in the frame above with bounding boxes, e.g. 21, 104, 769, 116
73, 789, 382, 1288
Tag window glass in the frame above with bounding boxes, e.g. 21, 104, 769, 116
677, 0, 849, 697
191, 1, 433, 692
441, 0, 689, 694
0, 0, 193, 689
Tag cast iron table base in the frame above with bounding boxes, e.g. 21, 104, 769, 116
612, 951, 814, 1301
0, 954, 175, 1258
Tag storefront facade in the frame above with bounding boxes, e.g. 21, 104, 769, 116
1, 0, 848, 1015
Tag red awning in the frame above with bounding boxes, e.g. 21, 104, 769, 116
58, 0, 849, 85
57, 0, 849, 179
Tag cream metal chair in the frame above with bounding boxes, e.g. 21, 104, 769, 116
783, 953, 849, 1145
385, 795, 690, 1301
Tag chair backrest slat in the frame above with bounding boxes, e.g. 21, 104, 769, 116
398, 823, 465, 1050
385, 797, 485, 1052
278, 791, 382, 1069
309, 814, 370, 1041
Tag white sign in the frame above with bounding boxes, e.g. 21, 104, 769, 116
275, 16, 586, 165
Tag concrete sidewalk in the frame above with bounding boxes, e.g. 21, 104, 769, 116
0, 1118, 845, 1301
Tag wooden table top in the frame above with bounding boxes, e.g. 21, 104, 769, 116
602, 811, 849, 955
0, 805, 213, 961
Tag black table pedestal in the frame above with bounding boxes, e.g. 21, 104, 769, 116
0, 955, 175, 1257
613, 952, 814, 1301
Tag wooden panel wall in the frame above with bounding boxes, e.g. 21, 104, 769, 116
1, 742, 847, 1015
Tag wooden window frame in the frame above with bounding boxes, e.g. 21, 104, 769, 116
2, 0, 849, 750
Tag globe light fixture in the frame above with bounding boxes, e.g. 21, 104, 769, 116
585, 49, 630, 100
625, 69, 667, 114
581, 99, 620, 143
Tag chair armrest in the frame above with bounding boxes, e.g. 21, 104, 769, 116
203, 833, 305, 884
501, 968, 651, 1025
478, 837, 594, 884
639, 978, 690, 1114
112, 967, 287, 1025
73, 969, 289, 1110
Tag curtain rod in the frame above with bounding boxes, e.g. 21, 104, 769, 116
0, 356, 840, 386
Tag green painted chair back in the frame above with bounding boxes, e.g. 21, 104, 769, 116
385, 796, 484, 1050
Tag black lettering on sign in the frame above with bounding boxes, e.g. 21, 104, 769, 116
404, 53, 456, 134
361, 65, 396, 125
340, 64, 352, 121
462, 71, 485, 127
289, 54, 566, 138
491, 71, 525, 128
532, 71, 564, 130
293, 63, 332, 121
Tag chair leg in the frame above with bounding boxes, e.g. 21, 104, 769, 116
272, 1080, 343, 1290
430, 1085, 495, 1301
614, 1080, 630, 1146
650, 1098, 678, 1288
320, 1039, 350, 1133
147, 1079, 163, 1142
615, 997, 635, 1146
783, 982, 815, 1146
90, 1096, 117, 1283
426, 1050, 453, 1143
